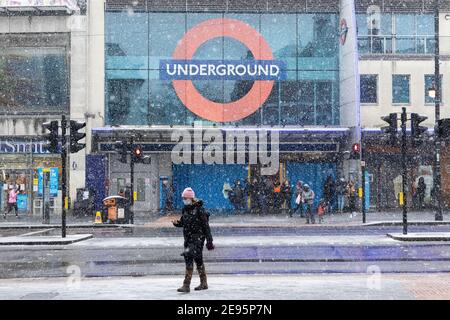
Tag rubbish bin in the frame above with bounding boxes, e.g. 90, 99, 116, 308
102, 196, 127, 224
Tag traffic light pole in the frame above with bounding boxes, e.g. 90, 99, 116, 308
434, 0, 443, 221
61, 116, 67, 238
129, 138, 134, 224
361, 141, 366, 224
401, 108, 408, 235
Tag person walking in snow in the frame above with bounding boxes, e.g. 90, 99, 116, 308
172, 187, 214, 293
4, 185, 20, 219
302, 184, 315, 224
294, 180, 304, 217
281, 180, 293, 216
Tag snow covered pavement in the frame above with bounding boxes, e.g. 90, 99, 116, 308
2, 273, 450, 300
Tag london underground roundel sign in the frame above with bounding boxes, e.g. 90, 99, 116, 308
159, 18, 286, 122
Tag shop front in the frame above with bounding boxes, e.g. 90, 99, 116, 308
0, 138, 61, 216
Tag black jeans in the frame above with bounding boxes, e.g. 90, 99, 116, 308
6, 203, 18, 216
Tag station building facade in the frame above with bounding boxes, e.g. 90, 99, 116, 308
91, 0, 360, 212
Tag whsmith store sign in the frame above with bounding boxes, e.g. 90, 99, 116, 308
0, 139, 49, 154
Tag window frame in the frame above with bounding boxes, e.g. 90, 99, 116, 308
0, 33, 70, 115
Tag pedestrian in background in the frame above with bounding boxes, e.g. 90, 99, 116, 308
346, 180, 357, 213
173, 187, 214, 293
317, 198, 327, 224
417, 177, 426, 209
4, 185, 20, 219
233, 180, 245, 213
273, 180, 282, 213
302, 184, 315, 224
295, 180, 304, 217
336, 178, 347, 213
323, 175, 335, 214
281, 180, 293, 217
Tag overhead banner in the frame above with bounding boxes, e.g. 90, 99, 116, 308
0, 0, 79, 11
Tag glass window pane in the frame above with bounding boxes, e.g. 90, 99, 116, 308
360, 75, 378, 104
416, 14, 434, 35
425, 74, 443, 104
298, 82, 315, 125
0, 47, 68, 112
395, 14, 415, 35
149, 13, 186, 69
392, 75, 410, 104
148, 70, 186, 125
106, 69, 149, 125
357, 14, 369, 36
316, 82, 333, 125
105, 12, 148, 69
380, 14, 392, 35
137, 178, 145, 201
262, 82, 280, 125
261, 14, 297, 70
224, 13, 260, 60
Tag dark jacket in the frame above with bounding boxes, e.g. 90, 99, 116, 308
281, 184, 292, 202
173, 200, 213, 248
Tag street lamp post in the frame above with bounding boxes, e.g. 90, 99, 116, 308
434, 0, 444, 221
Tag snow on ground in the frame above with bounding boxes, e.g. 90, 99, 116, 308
68, 235, 398, 249
0, 274, 418, 300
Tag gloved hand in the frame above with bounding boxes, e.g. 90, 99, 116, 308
206, 241, 215, 251
172, 220, 181, 227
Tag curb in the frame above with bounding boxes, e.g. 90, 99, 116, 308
0, 224, 133, 230
0, 234, 94, 246
387, 233, 450, 241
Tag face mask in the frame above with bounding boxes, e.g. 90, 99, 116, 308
183, 199, 192, 205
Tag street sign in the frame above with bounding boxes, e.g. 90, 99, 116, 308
49, 168, 58, 197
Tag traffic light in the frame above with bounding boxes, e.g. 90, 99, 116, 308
350, 143, 360, 160
115, 141, 130, 164
42, 120, 59, 153
437, 118, 450, 139
69, 120, 86, 153
381, 113, 398, 144
411, 113, 428, 144
132, 145, 143, 162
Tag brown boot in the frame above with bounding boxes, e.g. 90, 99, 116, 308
177, 267, 193, 293
194, 264, 208, 290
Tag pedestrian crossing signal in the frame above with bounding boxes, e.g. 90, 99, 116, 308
381, 113, 398, 144
350, 143, 360, 159
411, 113, 428, 145
42, 121, 59, 153
69, 120, 86, 153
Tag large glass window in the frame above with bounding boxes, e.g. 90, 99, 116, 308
392, 75, 410, 104
357, 13, 434, 55
0, 34, 69, 114
105, 11, 149, 70
360, 75, 378, 104
106, 70, 149, 125
105, 11, 340, 126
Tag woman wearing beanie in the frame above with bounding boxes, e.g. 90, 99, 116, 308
173, 187, 214, 293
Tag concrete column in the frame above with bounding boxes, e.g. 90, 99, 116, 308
339, 0, 361, 182
68, 0, 105, 203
